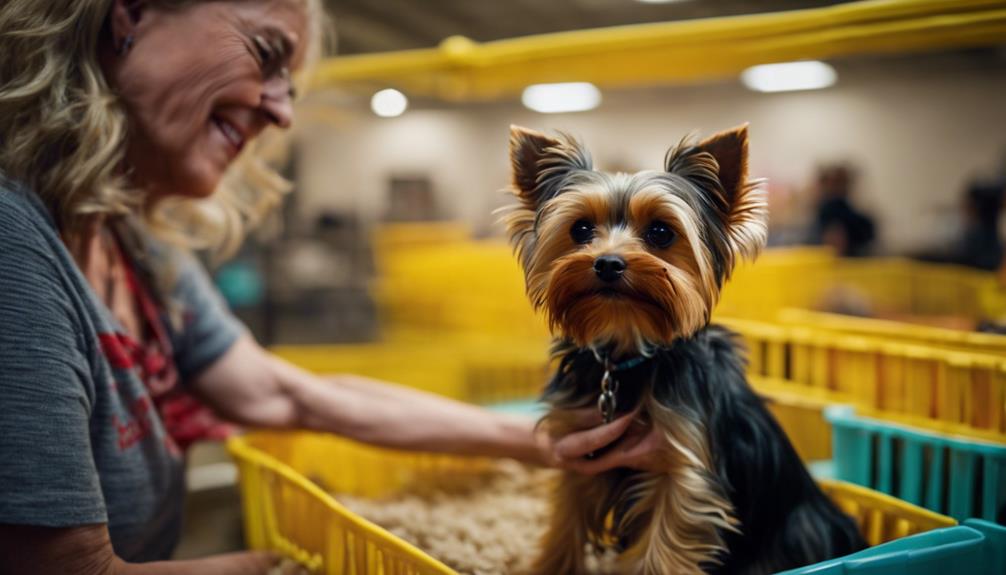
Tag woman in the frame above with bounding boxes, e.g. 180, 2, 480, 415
0, 1, 663, 573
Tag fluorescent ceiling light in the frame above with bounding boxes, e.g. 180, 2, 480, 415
741, 61, 837, 93
371, 88, 408, 117
522, 82, 602, 114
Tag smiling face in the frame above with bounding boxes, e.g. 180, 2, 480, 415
106, 0, 308, 199
505, 125, 768, 354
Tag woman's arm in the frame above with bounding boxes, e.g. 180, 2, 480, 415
192, 334, 661, 472
192, 335, 548, 462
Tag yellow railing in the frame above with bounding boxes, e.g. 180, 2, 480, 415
718, 255, 1006, 320
778, 308, 1006, 354
311, 0, 1006, 101
721, 318, 1006, 444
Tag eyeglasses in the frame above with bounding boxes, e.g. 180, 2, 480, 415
253, 34, 296, 99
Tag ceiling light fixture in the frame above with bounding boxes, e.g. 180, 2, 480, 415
521, 82, 602, 114
371, 88, 408, 117
741, 61, 838, 93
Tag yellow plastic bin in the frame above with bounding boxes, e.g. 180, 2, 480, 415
228, 431, 955, 575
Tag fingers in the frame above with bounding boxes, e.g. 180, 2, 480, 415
562, 446, 627, 476
267, 556, 311, 575
552, 411, 636, 461
563, 424, 664, 475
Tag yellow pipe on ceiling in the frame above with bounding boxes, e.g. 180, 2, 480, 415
310, 0, 1006, 101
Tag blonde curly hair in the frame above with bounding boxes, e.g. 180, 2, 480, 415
0, 0, 329, 258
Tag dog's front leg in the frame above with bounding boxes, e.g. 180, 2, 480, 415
528, 470, 598, 575
617, 409, 738, 575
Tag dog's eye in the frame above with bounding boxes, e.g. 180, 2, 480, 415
645, 220, 675, 249
570, 220, 595, 244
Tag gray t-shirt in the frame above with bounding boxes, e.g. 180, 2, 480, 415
0, 178, 243, 561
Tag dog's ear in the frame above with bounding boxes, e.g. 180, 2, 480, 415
509, 125, 591, 210
697, 124, 749, 207
666, 124, 767, 262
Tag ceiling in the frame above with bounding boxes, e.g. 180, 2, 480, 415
323, 0, 854, 55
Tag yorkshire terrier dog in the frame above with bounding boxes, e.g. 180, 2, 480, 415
504, 124, 865, 574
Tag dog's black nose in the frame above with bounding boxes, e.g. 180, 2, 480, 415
594, 255, 626, 282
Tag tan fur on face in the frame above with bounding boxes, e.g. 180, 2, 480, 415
520, 180, 718, 352
544, 251, 709, 355
524, 185, 611, 310
626, 186, 719, 309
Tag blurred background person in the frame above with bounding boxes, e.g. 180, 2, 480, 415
809, 164, 877, 257
915, 180, 1004, 271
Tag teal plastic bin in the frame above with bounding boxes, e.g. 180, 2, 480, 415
776, 519, 1006, 575
827, 405, 1006, 522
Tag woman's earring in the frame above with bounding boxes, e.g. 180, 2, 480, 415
117, 34, 134, 56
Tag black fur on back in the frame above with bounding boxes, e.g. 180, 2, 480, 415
543, 325, 867, 574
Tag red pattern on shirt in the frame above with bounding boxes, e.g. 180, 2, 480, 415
113, 396, 154, 451
101, 240, 234, 451
98, 333, 135, 370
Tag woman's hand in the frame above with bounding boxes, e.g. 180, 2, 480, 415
537, 408, 666, 475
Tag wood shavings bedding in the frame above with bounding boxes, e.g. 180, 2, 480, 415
333, 460, 617, 575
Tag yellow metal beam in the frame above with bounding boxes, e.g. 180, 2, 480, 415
310, 0, 1006, 101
